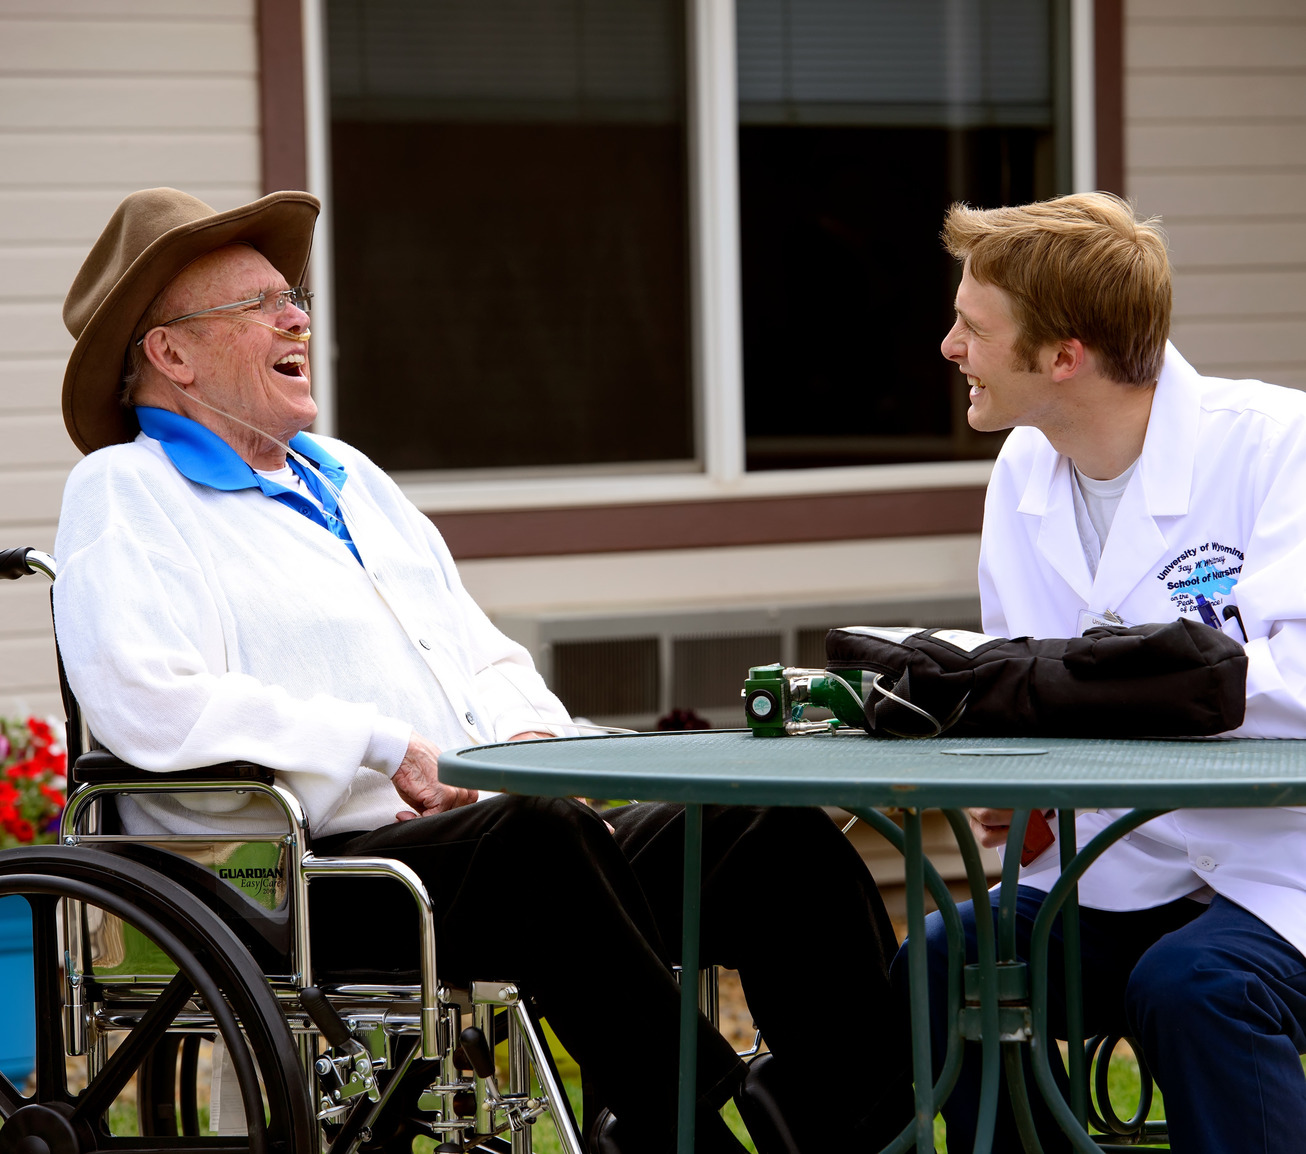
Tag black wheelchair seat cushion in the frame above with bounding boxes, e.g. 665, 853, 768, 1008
825, 618, 1248, 738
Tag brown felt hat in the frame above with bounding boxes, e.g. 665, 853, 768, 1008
61, 187, 320, 454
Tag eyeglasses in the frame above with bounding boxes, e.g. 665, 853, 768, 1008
135, 286, 313, 346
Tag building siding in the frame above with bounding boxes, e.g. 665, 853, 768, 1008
0, 0, 261, 717
4, 0, 1301, 719
1126, 0, 1306, 388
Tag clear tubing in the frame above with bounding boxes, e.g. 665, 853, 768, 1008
168, 382, 620, 743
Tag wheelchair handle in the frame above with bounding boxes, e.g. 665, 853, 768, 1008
458, 1026, 497, 1080
0, 547, 55, 582
299, 986, 354, 1049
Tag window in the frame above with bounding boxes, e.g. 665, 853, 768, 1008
737, 0, 1068, 470
326, 0, 694, 472
319, 0, 1071, 481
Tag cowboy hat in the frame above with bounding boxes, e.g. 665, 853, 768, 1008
62, 187, 320, 454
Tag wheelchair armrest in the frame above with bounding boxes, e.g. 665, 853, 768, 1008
72, 749, 276, 786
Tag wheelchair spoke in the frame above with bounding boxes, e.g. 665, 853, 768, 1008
136, 1033, 182, 1136
74, 971, 196, 1125
0, 1071, 24, 1118
179, 1033, 203, 1136
29, 894, 69, 1106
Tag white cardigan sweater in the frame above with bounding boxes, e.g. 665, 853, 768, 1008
53, 432, 573, 838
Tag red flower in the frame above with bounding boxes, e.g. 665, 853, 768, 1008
39, 785, 64, 809
0, 716, 66, 849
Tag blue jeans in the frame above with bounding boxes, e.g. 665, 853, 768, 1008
894, 885, 1306, 1153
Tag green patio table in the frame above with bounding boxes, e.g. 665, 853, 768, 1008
440, 728, 1306, 1154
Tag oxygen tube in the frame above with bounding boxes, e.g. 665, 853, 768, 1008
168, 369, 628, 738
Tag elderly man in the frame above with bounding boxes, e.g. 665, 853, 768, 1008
904, 192, 1306, 1152
53, 188, 911, 1154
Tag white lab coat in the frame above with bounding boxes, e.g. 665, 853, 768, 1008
979, 344, 1306, 958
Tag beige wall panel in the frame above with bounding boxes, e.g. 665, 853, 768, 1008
0, 303, 72, 361
0, 134, 259, 190
1197, 365, 1306, 389
0, 471, 70, 526
1128, 124, 1306, 171
1173, 269, 1306, 318
0, 692, 63, 723
1129, 22, 1306, 70
1127, 1, 1306, 385
0, 1, 248, 17
0, 189, 262, 245
0, 415, 80, 470
1169, 319, 1304, 368
1128, 75, 1306, 121
1132, 172, 1306, 218
0, 582, 53, 640
0, 363, 64, 413
1130, 0, 1306, 16
0, 248, 85, 300
0, 636, 60, 698
0, 20, 254, 74
1164, 221, 1306, 269
0, 78, 257, 132
461, 536, 983, 617
0, 528, 55, 557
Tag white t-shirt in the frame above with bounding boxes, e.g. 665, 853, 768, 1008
1072, 458, 1138, 576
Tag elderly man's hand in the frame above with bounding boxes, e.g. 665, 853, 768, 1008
393, 732, 477, 821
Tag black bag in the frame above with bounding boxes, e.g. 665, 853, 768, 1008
824, 618, 1247, 738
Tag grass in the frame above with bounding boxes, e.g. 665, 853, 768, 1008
43, 1035, 1306, 1151
410, 1032, 1166, 1153
407, 1021, 762, 1154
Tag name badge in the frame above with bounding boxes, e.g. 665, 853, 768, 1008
1076, 608, 1132, 636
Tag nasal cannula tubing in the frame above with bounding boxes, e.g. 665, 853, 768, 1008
169, 378, 634, 741
168, 365, 358, 525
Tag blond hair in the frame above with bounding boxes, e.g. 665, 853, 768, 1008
942, 192, 1171, 385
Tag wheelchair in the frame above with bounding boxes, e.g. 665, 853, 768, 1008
0, 546, 589, 1154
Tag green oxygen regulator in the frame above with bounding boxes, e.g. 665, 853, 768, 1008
742, 664, 871, 737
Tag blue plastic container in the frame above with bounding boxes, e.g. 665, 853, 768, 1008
0, 894, 35, 1084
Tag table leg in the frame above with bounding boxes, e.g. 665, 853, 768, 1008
940, 808, 1001, 1154
1027, 808, 1169, 1154
1057, 809, 1086, 1130
903, 808, 937, 1152
999, 811, 1044, 1153
852, 807, 968, 1154
678, 802, 703, 1154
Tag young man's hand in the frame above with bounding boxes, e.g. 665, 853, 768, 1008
393, 732, 477, 820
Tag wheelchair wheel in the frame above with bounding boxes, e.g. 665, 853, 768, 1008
0, 845, 314, 1154
136, 1032, 208, 1138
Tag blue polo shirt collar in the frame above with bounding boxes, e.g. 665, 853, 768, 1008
135, 406, 360, 562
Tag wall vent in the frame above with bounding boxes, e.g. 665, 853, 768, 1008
498, 593, 980, 730
551, 637, 660, 719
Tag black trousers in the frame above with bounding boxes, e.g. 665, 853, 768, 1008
313, 795, 912, 1152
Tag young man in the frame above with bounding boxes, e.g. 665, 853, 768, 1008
915, 192, 1306, 1152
